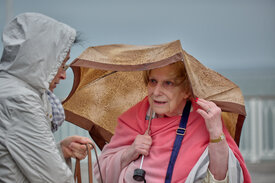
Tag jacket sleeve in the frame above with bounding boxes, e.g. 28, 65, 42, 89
186, 147, 243, 183
5, 92, 74, 183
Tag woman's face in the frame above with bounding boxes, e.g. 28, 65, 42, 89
147, 64, 188, 117
49, 51, 70, 92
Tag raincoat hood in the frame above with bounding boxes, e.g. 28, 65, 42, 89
0, 12, 76, 93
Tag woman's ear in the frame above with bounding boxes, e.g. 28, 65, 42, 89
183, 90, 192, 100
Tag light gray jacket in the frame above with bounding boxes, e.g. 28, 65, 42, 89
0, 12, 76, 183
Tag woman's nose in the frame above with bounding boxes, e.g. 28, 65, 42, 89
152, 83, 163, 95
60, 70, 66, 80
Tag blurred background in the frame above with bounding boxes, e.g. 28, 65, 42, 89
1, 0, 275, 182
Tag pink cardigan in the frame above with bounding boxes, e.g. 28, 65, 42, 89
94, 97, 251, 183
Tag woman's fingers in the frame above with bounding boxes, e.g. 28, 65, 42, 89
196, 98, 221, 116
195, 98, 223, 136
69, 142, 87, 153
133, 134, 152, 156
196, 98, 214, 112
69, 141, 95, 160
61, 136, 95, 159
71, 150, 87, 160
69, 136, 93, 145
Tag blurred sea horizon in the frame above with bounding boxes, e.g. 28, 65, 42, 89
217, 68, 275, 97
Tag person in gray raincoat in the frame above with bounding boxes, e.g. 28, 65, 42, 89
0, 12, 93, 182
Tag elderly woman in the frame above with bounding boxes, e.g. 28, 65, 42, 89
94, 60, 251, 182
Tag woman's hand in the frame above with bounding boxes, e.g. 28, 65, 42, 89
60, 135, 93, 160
195, 98, 223, 139
196, 98, 229, 180
121, 134, 152, 168
130, 134, 152, 159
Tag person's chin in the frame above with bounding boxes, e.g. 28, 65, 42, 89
50, 85, 56, 91
152, 106, 167, 115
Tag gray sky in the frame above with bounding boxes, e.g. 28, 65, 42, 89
1, 0, 275, 97
1, 0, 275, 70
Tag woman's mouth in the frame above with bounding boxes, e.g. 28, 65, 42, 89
154, 100, 167, 104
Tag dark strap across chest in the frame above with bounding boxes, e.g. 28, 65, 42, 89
165, 100, 191, 183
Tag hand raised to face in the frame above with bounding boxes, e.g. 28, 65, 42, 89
195, 98, 223, 139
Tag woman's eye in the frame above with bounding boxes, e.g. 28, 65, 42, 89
148, 79, 158, 86
61, 64, 69, 71
149, 79, 157, 84
164, 81, 174, 87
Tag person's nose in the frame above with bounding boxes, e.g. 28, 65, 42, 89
60, 70, 66, 80
152, 82, 163, 96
